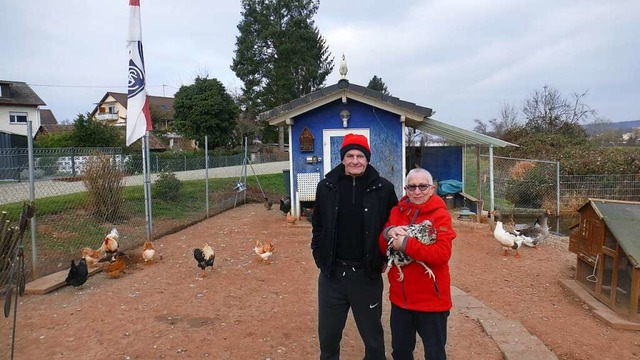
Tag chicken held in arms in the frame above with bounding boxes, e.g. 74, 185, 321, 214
193, 244, 215, 278
65, 258, 89, 288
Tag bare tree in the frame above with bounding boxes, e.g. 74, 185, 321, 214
405, 127, 421, 146
228, 86, 260, 147
473, 104, 519, 137
586, 116, 611, 136
522, 85, 596, 133
473, 119, 488, 134
419, 132, 431, 146
497, 103, 519, 131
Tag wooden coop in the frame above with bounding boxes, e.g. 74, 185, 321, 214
569, 199, 640, 323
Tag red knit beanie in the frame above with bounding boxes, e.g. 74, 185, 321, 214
340, 133, 371, 162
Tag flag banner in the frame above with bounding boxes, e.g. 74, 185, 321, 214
126, 0, 152, 146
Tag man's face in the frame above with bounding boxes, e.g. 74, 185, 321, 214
405, 172, 434, 205
342, 149, 368, 176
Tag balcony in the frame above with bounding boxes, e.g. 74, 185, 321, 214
96, 112, 119, 121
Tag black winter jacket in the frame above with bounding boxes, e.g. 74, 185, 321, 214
311, 164, 398, 278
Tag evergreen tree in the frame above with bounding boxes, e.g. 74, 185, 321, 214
172, 76, 239, 149
231, 0, 334, 143
367, 75, 390, 95
71, 113, 121, 147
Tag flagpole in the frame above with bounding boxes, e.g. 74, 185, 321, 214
143, 131, 152, 240
127, 0, 153, 241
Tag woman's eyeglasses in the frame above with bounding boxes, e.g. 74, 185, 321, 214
405, 184, 432, 192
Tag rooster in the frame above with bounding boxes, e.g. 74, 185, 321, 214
81, 247, 104, 268
193, 244, 215, 278
141, 241, 156, 264
98, 228, 119, 258
254, 240, 275, 264
65, 258, 89, 288
103, 255, 126, 278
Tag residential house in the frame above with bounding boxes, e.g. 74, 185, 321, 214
0, 80, 45, 147
90, 92, 191, 150
35, 109, 73, 139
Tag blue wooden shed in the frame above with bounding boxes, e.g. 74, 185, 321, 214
259, 78, 515, 217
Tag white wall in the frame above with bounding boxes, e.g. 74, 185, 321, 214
0, 105, 41, 137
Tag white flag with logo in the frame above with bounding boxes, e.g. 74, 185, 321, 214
126, 0, 152, 146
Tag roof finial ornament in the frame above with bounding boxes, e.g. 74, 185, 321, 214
339, 53, 348, 80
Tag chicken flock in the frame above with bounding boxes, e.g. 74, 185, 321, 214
63, 203, 550, 291
65, 222, 279, 288
65, 227, 129, 287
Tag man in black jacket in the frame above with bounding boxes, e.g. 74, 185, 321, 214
312, 133, 398, 360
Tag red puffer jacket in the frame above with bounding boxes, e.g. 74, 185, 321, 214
379, 194, 456, 312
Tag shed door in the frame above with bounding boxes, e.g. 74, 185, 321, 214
322, 129, 369, 176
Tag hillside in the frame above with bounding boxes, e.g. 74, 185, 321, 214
583, 119, 640, 135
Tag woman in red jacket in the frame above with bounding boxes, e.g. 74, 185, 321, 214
379, 168, 456, 360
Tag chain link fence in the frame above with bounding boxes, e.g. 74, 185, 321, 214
463, 148, 640, 232
464, 150, 559, 215
489, 155, 559, 214
0, 148, 289, 282
4, 143, 639, 282
559, 174, 640, 211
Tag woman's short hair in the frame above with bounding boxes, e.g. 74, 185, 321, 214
406, 168, 433, 185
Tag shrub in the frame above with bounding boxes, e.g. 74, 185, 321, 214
504, 164, 553, 208
20, 168, 44, 180
37, 156, 60, 176
82, 152, 124, 222
154, 170, 182, 201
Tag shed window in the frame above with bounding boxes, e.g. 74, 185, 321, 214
603, 229, 616, 250
9, 112, 28, 124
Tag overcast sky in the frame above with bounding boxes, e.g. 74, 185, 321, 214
2, 0, 639, 130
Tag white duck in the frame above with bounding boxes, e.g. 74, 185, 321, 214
515, 209, 551, 248
491, 210, 524, 258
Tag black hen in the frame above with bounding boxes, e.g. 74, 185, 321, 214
264, 197, 273, 210
193, 244, 215, 278
65, 258, 88, 288
279, 195, 291, 214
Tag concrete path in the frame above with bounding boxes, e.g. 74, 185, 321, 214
452, 286, 558, 360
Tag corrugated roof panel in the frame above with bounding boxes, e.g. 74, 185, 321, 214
412, 118, 517, 148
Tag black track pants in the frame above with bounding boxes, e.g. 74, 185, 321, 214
318, 267, 386, 360
390, 304, 449, 360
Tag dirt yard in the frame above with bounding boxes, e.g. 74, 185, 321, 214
2, 203, 639, 359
